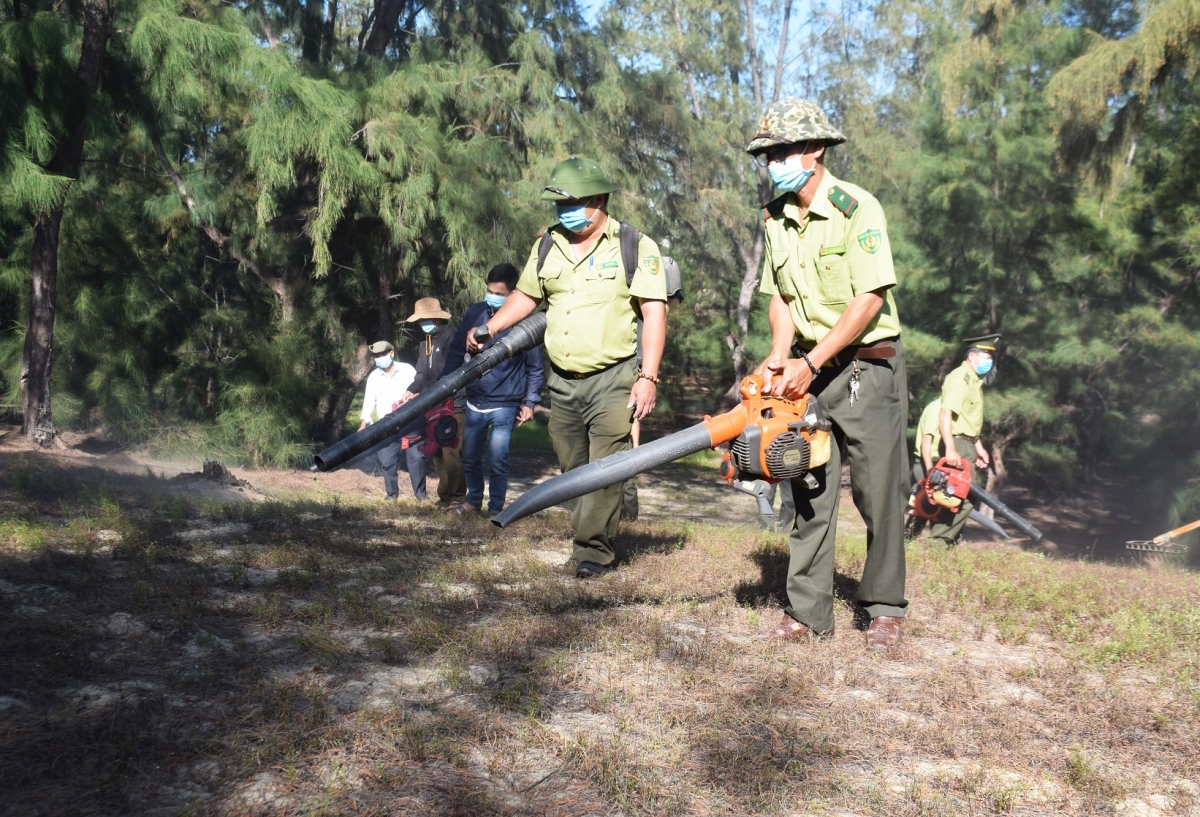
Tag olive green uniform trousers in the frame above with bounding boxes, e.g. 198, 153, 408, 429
929, 436, 978, 544
546, 357, 637, 565
786, 343, 910, 633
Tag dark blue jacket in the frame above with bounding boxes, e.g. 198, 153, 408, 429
441, 302, 544, 410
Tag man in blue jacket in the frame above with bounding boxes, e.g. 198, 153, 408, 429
443, 263, 545, 517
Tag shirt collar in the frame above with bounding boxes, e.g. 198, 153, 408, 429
960, 359, 981, 384
552, 215, 619, 257
779, 168, 841, 226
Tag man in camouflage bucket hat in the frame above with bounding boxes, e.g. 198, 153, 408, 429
747, 98, 910, 651
467, 157, 669, 579
745, 98, 847, 153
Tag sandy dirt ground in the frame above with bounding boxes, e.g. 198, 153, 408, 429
0, 425, 1152, 556
1, 426, 1196, 817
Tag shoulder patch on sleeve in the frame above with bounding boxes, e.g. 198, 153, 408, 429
763, 193, 789, 221
828, 186, 859, 217
856, 229, 882, 254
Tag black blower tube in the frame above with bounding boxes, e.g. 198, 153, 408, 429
492, 424, 715, 528
968, 509, 1011, 540
968, 484, 1043, 541
313, 313, 547, 472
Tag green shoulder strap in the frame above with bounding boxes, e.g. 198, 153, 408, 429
828, 186, 859, 217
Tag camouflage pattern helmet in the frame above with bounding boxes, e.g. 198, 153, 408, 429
745, 98, 847, 155
540, 156, 619, 201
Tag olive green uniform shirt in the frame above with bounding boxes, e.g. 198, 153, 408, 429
914, 399, 942, 459
517, 219, 668, 374
758, 170, 901, 346
940, 361, 984, 437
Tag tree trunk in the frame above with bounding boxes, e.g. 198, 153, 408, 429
318, 353, 372, 445
361, 0, 410, 58
20, 0, 110, 445
21, 211, 65, 446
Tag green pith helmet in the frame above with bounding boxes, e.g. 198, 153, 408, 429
540, 157, 619, 202
745, 98, 847, 155
963, 333, 1001, 353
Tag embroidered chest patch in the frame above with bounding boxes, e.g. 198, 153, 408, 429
857, 229, 882, 255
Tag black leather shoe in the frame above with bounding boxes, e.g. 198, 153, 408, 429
574, 561, 611, 579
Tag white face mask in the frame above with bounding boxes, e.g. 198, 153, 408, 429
375, 355, 393, 369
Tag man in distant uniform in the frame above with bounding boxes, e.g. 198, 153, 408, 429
748, 98, 909, 650
468, 157, 668, 578
903, 397, 943, 539
913, 398, 943, 484
929, 335, 998, 545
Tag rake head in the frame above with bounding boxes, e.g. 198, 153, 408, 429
1125, 540, 1188, 554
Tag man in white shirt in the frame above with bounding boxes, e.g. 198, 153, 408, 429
359, 341, 419, 500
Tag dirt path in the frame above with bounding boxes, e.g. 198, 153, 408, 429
0, 424, 1159, 560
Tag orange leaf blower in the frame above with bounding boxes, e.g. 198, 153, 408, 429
492, 375, 832, 528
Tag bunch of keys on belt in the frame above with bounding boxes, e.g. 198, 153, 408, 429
849, 360, 861, 407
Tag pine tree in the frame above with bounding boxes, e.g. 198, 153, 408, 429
3, 0, 111, 445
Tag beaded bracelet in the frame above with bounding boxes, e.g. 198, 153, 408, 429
636, 372, 661, 385
798, 351, 820, 376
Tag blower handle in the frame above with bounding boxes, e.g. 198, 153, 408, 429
933, 456, 969, 472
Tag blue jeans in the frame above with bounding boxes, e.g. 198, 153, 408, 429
463, 405, 518, 512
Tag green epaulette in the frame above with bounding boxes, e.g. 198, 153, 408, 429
762, 193, 789, 221
829, 186, 859, 217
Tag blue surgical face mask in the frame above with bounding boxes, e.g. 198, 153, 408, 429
556, 203, 593, 233
768, 152, 817, 193
974, 359, 994, 377
375, 354, 393, 369
420, 321, 436, 334
484, 293, 507, 310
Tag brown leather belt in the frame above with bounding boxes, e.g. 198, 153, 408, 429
549, 355, 634, 381
793, 337, 899, 369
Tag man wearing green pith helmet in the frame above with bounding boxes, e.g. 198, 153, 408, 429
747, 98, 910, 651
468, 157, 669, 579
930, 334, 1000, 546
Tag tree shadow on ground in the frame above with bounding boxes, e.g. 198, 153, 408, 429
0, 452, 737, 815
613, 528, 689, 565
731, 542, 872, 631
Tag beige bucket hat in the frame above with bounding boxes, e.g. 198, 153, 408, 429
406, 297, 451, 322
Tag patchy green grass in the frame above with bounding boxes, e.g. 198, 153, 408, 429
1, 451, 1198, 816
910, 541, 1200, 681
510, 418, 555, 451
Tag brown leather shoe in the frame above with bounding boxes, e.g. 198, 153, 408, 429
866, 616, 903, 650
759, 612, 833, 642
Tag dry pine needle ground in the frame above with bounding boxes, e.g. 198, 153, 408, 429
0, 453, 1198, 816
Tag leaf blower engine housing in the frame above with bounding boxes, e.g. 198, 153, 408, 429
911, 458, 972, 520
717, 377, 833, 486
